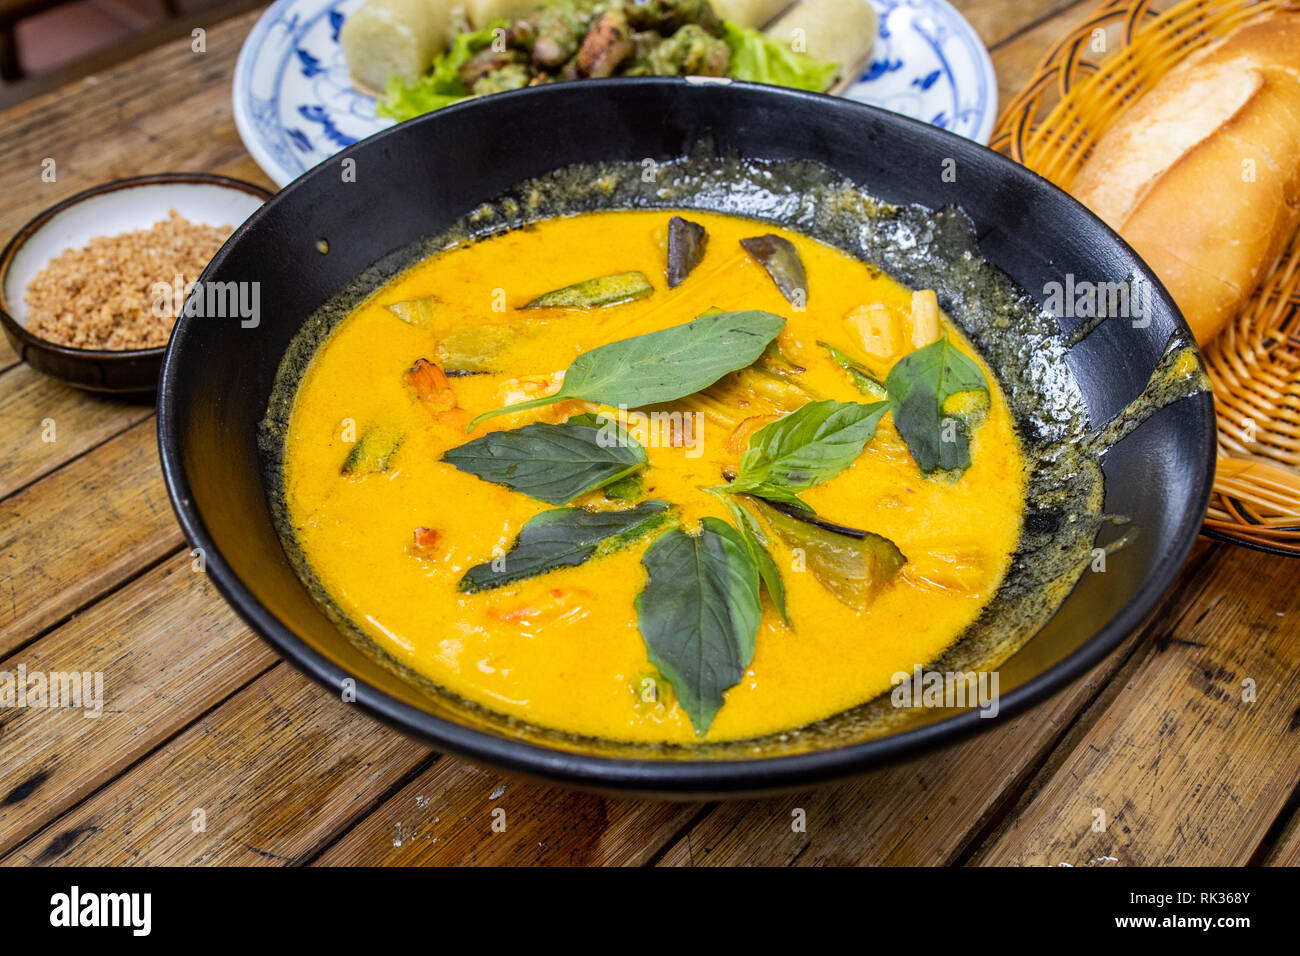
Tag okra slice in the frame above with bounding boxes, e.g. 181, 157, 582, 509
341, 424, 404, 475
524, 271, 654, 309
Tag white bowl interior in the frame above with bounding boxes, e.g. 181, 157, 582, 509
4, 181, 265, 328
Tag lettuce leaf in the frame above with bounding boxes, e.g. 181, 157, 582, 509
376, 19, 839, 123
722, 23, 839, 93
376, 27, 501, 122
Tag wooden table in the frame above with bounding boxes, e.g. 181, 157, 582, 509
0, 0, 1296, 868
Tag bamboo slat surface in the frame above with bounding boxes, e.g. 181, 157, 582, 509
0, 0, 1294, 867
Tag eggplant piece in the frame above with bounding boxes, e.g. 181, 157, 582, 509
749, 495, 905, 609
666, 215, 707, 287
524, 271, 654, 308
819, 340, 887, 399
740, 234, 807, 307
341, 424, 404, 475
385, 296, 437, 326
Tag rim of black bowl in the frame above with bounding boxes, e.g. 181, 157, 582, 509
158, 80, 1217, 796
0, 173, 274, 361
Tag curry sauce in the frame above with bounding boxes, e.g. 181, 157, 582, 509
281, 209, 1027, 743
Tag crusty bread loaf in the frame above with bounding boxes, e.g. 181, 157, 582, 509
1071, 12, 1300, 345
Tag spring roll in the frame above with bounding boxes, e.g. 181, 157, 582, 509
462, 0, 544, 28
764, 0, 877, 82
709, 0, 795, 29
340, 0, 457, 91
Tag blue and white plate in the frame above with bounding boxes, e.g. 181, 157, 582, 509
233, 0, 997, 187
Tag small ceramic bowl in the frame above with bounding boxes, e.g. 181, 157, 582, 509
0, 173, 272, 393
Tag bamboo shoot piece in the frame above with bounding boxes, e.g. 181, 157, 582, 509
844, 303, 902, 364
910, 289, 941, 348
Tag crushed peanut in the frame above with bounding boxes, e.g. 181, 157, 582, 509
23, 210, 232, 350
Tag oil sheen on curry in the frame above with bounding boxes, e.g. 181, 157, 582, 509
282, 209, 1026, 744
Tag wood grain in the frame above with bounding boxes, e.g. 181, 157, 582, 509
974, 546, 1300, 866
985, 0, 1093, 109
0, 418, 182, 657
0, 363, 153, 499
953, 0, 1088, 50
0, 556, 277, 853
0, 11, 272, 245
653, 546, 1223, 866
313, 757, 704, 866
1262, 799, 1300, 866
2, 663, 430, 865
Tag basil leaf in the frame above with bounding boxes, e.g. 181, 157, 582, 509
467, 310, 786, 429
728, 399, 890, 501
885, 338, 988, 473
442, 421, 646, 505
459, 500, 672, 593
721, 496, 790, 626
635, 517, 761, 734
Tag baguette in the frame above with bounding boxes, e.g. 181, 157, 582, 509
1071, 12, 1300, 345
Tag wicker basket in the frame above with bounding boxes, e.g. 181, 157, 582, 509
991, 0, 1300, 556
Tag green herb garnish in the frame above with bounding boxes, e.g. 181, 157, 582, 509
885, 338, 989, 474
466, 310, 786, 429
442, 420, 647, 505
635, 517, 761, 734
719, 495, 790, 625
723, 399, 890, 508
459, 500, 672, 593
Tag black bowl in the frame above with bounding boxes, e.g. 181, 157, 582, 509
158, 80, 1215, 797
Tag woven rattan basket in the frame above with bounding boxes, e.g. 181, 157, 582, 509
991, 0, 1300, 556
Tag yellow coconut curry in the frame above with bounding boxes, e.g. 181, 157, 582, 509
281, 209, 1026, 744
